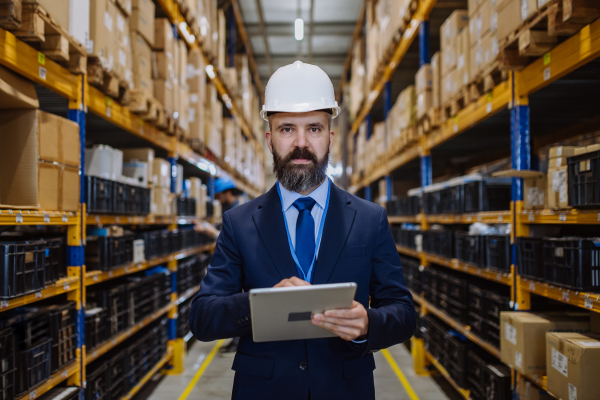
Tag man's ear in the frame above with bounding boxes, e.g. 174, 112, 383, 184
266, 131, 274, 154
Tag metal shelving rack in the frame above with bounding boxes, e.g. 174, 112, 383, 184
0, 0, 267, 397
343, 1, 600, 398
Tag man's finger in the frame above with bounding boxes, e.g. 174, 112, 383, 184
323, 309, 359, 319
316, 316, 364, 328
313, 320, 360, 338
289, 277, 311, 286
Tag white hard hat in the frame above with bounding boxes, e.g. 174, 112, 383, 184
260, 60, 341, 121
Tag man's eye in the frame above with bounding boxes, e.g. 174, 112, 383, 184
282, 127, 293, 133
310, 128, 321, 133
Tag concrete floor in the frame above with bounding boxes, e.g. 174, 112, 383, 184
145, 339, 462, 400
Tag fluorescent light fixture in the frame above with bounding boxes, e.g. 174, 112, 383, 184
209, 164, 217, 176
205, 65, 215, 79
197, 162, 208, 172
295, 18, 304, 41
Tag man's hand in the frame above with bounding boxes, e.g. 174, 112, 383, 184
194, 221, 220, 240
311, 301, 369, 341
273, 277, 311, 288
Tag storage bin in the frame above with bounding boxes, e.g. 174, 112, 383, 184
0, 328, 15, 400
543, 237, 600, 292
16, 339, 52, 394
517, 237, 545, 281
455, 232, 485, 267
422, 230, 454, 258
47, 303, 76, 372
568, 151, 600, 208
484, 235, 511, 272
84, 307, 106, 351
0, 241, 46, 299
463, 179, 511, 213
85, 362, 107, 400
86, 176, 113, 214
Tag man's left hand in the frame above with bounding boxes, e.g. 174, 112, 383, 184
311, 301, 369, 341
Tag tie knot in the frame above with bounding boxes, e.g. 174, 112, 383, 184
293, 197, 317, 212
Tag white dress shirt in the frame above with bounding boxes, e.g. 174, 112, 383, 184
278, 178, 329, 258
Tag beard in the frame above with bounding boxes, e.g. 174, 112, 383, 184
273, 146, 329, 193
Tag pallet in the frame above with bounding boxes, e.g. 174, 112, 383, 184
402, 125, 420, 146
468, 61, 509, 101
87, 57, 130, 104
417, 108, 441, 136
128, 89, 162, 123
0, 0, 21, 30
498, 0, 600, 70
441, 86, 471, 122
10, 3, 86, 73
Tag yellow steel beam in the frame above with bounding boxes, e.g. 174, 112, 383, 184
0, 276, 79, 313
519, 18, 600, 96
424, 253, 513, 286
517, 208, 600, 224
15, 362, 79, 400
86, 214, 200, 226
425, 351, 470, 400
0, 210, 78, 225
396, 245, 421, 259
0, 27, 79, 101
424, 210, 513, 224
519, 276, 600, 313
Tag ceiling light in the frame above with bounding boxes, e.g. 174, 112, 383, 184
295, 18, 304, 41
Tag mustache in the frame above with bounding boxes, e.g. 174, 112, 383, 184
281, 147, 318, 164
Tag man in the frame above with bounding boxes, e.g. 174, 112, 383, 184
190, 61, 415, 400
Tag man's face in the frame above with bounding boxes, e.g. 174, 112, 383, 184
266, 111, 334, 192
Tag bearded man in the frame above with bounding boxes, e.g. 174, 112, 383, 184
189, 61, 415, 400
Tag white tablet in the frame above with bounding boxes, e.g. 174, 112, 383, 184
249, 282, 357, 342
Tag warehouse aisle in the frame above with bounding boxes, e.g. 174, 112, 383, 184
148, 340, 455, 400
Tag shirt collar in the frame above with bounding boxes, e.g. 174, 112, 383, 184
278, 178, 330, 212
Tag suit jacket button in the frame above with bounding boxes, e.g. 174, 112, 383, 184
299, 361, 308, 371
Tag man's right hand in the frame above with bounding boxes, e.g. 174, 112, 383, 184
273, 277, 311, 288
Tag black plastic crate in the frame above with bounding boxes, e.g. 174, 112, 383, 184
422, 230, 454, 258
112, 182, 130, 215
177, 197, 197, 217
543, 237, 600, 292
85, 362, 107, 400
180, 229, 195, 250
169, 230, 183, 254
483, 319, 501, 349
87, 285, 132, 338
87, 176, 113, 214
0, 241, 46, 299
106, 350, 127, 400
444, 331, 469, 372
468, 311, 485, 338
423, 190, 442, 215
463, 179, 512, 213
85, 235, 134, 271
43, 237, 66, 285
84, 307, 106, 351
1, 309, 50, 350
455, 232, 485, 267
483, 291, 511, 323
177, 300, 192, 338
468, 285, 485, 315
439, 294, 469, 325
484, 235, 511, 272
394, 229, 421, 249
423, 268, 439, 306
443, 273, 469, 305
400, 256, 422, 294
47, 303, 76, 372
439, 185, 463, 214
517, 237, 545, 281
467, 350, 495, 395
127, 186, 151, 216
387, 196, 420, 216
568, 151, 600, 208
484, 363, 512, 400
0, 328, 15, 400
16, 339, 51, 394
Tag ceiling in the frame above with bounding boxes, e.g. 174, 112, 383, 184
236, 0, 363, 90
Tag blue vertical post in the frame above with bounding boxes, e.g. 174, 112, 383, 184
511, 106, 531, 202
421, 156, 432, 187
229, 6, 236, 68
168, 157, 178, 194
386, 176, 393, 201
383, 81, 392, 120
419, 20, 430, 66
364, 186, 372, 202
366, 114, 372, 140
208, 176, 215, 202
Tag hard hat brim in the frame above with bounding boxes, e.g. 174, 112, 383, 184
260, 107, 340, 122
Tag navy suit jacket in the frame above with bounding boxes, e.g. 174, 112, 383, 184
189, 182, 416, 400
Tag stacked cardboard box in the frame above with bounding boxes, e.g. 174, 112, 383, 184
547, 146, 576, 209
349, 39, 366, 120
441, 10, 469, 105
355, 123, 367, 175
431, 52, 441, 110
223, 118, 238, 170
189, 177, 207, 218
153, 18, 176, 115
130, 0, 154, 94
175, 40, 189, 134
204, 83, 223, 158
0, 66, 80, 211
187, 48, 206, 145
415, 65, 433, 120
151, 157, 174, 216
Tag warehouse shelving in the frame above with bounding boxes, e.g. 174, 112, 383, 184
0, 210, 78, 225
0, 274, 80, 312
342, 0, 600, 397
177, 285, 202, 305
122, 350, 173, 400
422, 300, 501, 360
86, 214, 201, 226
15, 361, 80, 400
425, 351, 470, 400
86, 302, 176, 365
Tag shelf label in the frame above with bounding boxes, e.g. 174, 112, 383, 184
43, 213, 50, 223
62, 214, 68, 222
106, 107, 111, 117
93, 275, 99, 282
38, 52, 45, 65
559, 213, 566, 222
529, 213, 535, 222
551, 347, 568, 377
543, 67, 551, 81
486, 102, 492, 114
498, 215, 503, 222
30, 390, 37, 400
35, 292, 42, 299
39, 66, 47, 80
93, 351, 98, 359
543, 52, 551, 66
505, 322, 517, 345
108, 271, 113, 277
562, 291, 570, 302
64, 284, 70, 291
116, 217, 120, 223
62, 370, 68, 378
0, 301, 8, 309
529, 281, 535, 291
585, 298, 593, 309
497, 273, 502, 281
15, 214, 23, 223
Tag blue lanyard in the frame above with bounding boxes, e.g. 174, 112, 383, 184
276, 180, 331, 283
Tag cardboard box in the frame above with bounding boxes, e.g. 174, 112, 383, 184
469, 0, 493, 46
116, 0, 132, 15
441, 39, 458, 75
457, 28, 471, 86
441, 68, 459, 105
154, 79, 175, 114
497, 0, 522, 43
131, 0, 154, 46
546, 332, 600, 400
153, 51, 175, 83
122, 161, 148, 187
574, 146, 588, 156
517, 375, 554, 400
468, 0, 484, 15
152, 158, 171, 189
524, 173, 546, 210
151, 186, 172, 216
154, 18, 174, 53
415, 64, 433, 94
38, 111, 80, 167
177, 40, 188, 86
549, 146, 577, 158
69, 0, 90, 49
431, 52, 441, 108
0, 110, 80, 210
441, 10, 469, 50
417, 90, 433, 120
89, 0, 116, 64
38, 162, 79, 212
548, 166, 568, 209
121, 148, 154, 185
131, 32, 153, 93
478, 31, 499, 73
24, 1, 69, 34
521, 0, 538, 20
500, 312, 590, 376
549, 157, 568, 168
0, 65, 40, 109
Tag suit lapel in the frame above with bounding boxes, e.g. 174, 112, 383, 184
312, 183, 357, 284
252, 185, 299, 280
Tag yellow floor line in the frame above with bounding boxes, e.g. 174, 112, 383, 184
178, 339, 225, 400
381, 348, 420, 400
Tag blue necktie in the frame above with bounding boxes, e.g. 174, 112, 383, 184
293, 197, 317, 279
